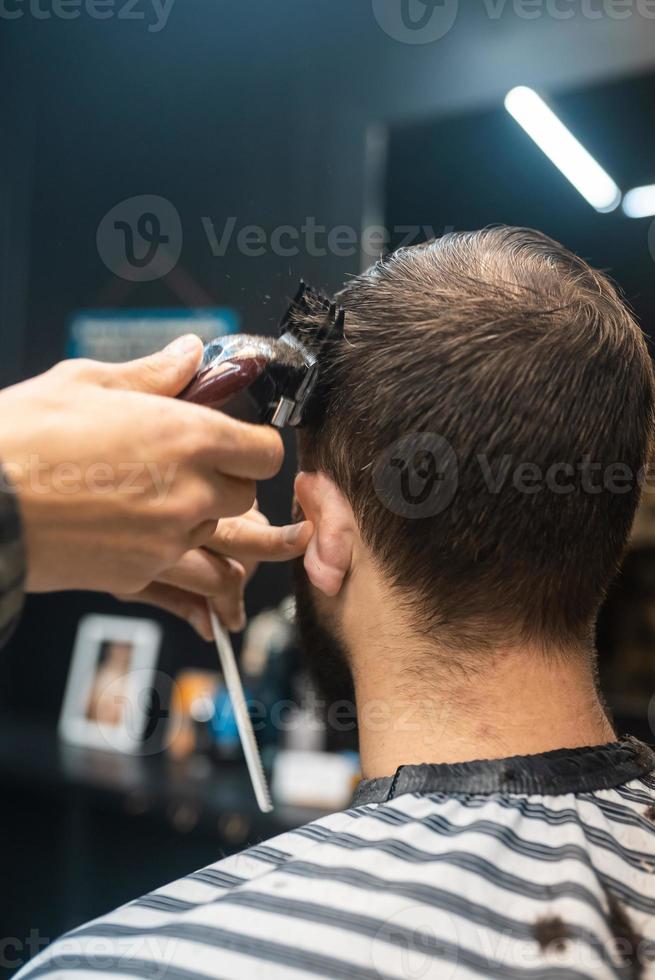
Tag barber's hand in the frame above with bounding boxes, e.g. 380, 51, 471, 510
0, 336, 284, 594
116, 505, 312, 639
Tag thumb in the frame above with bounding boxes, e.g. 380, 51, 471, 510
103, 334, 204, 396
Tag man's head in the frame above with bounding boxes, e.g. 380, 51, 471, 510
294, 227, 655, 673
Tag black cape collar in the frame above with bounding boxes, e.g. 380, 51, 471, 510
353, 737, 655, 805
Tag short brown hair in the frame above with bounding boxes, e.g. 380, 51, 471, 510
299, 227, 655, 654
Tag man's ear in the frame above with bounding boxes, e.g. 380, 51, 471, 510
294, 471, 356, 597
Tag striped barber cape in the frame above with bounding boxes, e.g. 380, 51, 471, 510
16, 738, 655, 980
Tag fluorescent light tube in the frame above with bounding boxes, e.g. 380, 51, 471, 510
504, 86, 621, 213
622, 185, 655, 219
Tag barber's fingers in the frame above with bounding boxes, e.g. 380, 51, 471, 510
100, 335, 205, 396
188, 519, 219, 550
116, 549, 247, 637
158, 551, 247, 633
196, 412, 285, 482
204, 514, 313, 566
73, 337, 283, 483
115, 582, 214, 641
198, 473, 258, 521
157, 549, 243, 600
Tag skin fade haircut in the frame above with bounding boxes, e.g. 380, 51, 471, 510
297, 227, 655, 657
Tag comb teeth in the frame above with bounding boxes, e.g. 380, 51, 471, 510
279, 280, 345, 354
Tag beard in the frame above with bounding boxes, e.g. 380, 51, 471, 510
292, 557, 355, 709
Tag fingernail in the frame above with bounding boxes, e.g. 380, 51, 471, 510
165, 334, 201, 356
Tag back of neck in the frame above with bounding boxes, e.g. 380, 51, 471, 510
351, 639, 614, 780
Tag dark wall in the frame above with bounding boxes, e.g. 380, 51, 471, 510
5, 1, 655, 385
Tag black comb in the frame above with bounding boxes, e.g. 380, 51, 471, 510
260, 280, 344, 427
279, 281, 345, 355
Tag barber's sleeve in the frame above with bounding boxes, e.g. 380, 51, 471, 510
0, 464, 26, 648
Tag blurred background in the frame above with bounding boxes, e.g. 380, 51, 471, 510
3, 0, 655, 972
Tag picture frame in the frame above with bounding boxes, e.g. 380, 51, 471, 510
58, 614, 162, 755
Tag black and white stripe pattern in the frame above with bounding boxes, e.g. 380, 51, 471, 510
16, 764, 655, 979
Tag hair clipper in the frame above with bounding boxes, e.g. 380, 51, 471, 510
180, 282, 344, 426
